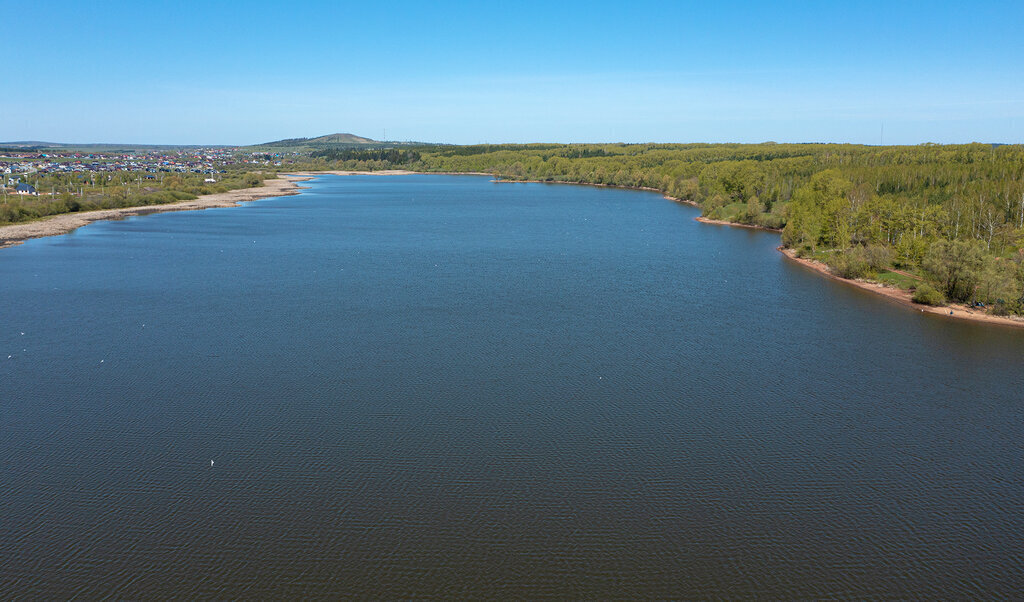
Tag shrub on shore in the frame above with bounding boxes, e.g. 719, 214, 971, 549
912, 283, 946, 306
863, 245, 893, 271
827, 248, 870, 279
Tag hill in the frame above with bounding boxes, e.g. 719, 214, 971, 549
0, 141, 200, 152
308, 133, 377, 145
250, 133, 382, 151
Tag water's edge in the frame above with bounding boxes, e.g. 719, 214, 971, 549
4, 171, 1020, 331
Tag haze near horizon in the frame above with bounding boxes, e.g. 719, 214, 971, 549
3, 0, 1022, 146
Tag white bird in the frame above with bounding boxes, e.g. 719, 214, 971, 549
211, 460, 214, 467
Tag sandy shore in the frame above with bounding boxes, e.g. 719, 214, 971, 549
494, 177, 695, 206
290, 170, 496, 177
288, 170, 420, 177
690, 212, 1024, 328
691, 212, 1024, 329
0, 171, 504, 249
0, 175, 307, 250
778, 246, 1024, 329
695, 216, 781, 233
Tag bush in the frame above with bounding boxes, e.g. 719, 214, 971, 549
863, 245, 893, 271
922, 239, 985, 303
754, 211, 786, 230
827, 247, 871, 279
912, 283, 946, 306
990, 302, 1013, 316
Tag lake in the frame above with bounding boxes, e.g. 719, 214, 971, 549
2, 175, 1023, 597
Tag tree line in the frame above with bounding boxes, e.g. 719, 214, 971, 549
310, 148, 421, 164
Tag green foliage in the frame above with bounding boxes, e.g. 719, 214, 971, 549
912, 283, 946, 306
863, 245, 894, 271
825, 244, 891, 280
976, 257, 1020, 305
0, 170, 265, 226
922, 239, 986, 302
875, 270, 921, 290
827, 248, 871, 279
311, 148, 421, 164
782, 170, 854, 250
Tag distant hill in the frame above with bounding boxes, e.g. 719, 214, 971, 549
0, 133, 390, 153
1, 141, 61, 148
309, 133, 377, 144
0, 141, 207, 152
250, 133, 381, 150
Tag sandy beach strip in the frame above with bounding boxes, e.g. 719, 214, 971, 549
695, 216, 781, 232
494, 177, 695, 206
288, 170, 420, 177
0, 175, 307, 250
692, 213, 1024, 329
289, 170, 495, 177
0, 170, 496, 249
779, 246, 1024, 329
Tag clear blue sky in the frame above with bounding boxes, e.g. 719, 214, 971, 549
3, 0, 1023, 145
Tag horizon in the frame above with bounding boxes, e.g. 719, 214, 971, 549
3, 1, 1022, 146
2, 136, 1022, 149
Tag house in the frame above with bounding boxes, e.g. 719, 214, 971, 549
15, 183, 38, 195
7, 176, 20, 186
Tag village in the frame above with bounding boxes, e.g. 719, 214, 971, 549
0, 147, 283, 196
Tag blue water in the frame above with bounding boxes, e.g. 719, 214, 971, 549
2, 175, 1023, 597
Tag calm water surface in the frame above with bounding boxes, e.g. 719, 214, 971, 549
2, 175, 1023, 598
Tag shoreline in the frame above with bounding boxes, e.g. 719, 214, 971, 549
289, 170, 494, 177
694, 215, 781, 233
492, 177, 696, 206
4, 170, 1021, 330
683, 205, 1024, 330
777, 247, 1024, 329
439, 175, 1024, 330
0, 175, 307, 249
0, 170, 492, 249
287, 169, 420, 177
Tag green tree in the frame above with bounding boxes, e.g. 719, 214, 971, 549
922, 239, 986, 302
976, 257, 1019, 305
782, 170, 852, 249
